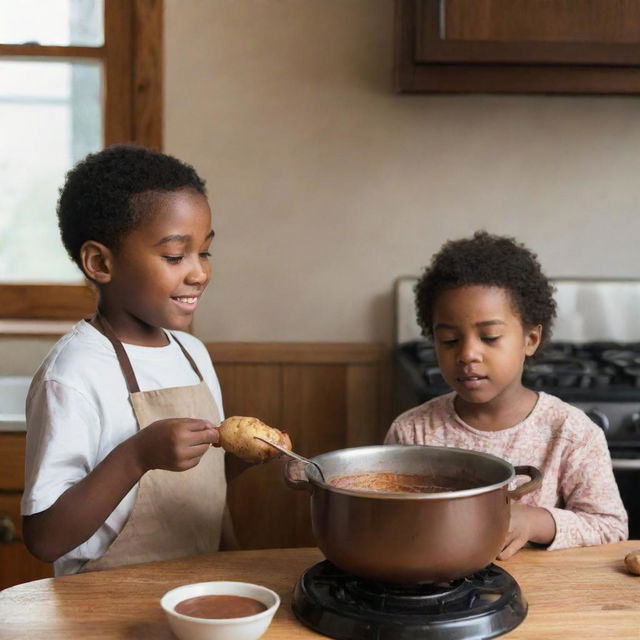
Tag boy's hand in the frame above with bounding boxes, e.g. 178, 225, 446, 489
132, 418, 220, 473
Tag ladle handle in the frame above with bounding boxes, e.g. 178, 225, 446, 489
253, 436, 325, 482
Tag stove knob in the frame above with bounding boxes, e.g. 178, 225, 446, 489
585, 409, 610, 432
630, 412, 640, 434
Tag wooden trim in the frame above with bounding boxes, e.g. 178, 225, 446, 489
132, 0, 164, 150
420, 40, 640, 67
406, 63, 640, 94
0, 45, 104, 59
104, 0, 134, 144
0, 284, 96, 321
207, 342, 388, 364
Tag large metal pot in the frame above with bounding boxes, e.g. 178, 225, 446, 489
285, 444, 541, 584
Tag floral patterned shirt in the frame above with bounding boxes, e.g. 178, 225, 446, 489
384, 392, 628, 550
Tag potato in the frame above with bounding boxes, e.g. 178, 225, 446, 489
218, 416, 292, 464
625, 549, 640, 576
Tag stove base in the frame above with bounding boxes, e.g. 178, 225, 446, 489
292, 560, 527, 640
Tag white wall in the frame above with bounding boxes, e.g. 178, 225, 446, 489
164, 0, 640, 344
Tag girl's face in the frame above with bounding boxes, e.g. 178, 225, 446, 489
432, 285, 541, 411
101, 188, 213, 345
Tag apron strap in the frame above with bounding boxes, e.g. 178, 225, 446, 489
170, 333, 205, 382
90, 314, 141, 393
86, 314, 204, 393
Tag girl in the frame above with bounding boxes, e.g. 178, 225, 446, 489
385, 231, 628, 559
21, 145, 271, 575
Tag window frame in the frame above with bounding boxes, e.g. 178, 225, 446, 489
0, 0, 163, 322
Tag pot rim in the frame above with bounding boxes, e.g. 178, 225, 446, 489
305, 444, 516, 500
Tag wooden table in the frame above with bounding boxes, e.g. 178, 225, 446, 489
1, 542, 639, 639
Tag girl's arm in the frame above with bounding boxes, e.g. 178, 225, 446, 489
500, 428, 627, 559
23, 417, 219, 562
545, 428, 628, 550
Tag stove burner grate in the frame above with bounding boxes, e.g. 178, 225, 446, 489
293, 560, 527, 640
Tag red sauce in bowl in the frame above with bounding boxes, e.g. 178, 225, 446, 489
174, 595, 267, 619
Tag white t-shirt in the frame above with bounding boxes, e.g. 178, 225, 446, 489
21, 320, 224, 576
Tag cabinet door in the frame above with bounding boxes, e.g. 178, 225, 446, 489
395, 0, 640, 94
0, 492, 53, 589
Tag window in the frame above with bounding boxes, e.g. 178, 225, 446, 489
0, 0, 163, 322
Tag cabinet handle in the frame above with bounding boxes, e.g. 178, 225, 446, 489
0, 514, 16, 543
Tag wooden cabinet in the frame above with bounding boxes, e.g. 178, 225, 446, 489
395, 0, 640, 94
0, 433, 53, 590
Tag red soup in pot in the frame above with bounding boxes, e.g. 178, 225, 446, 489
328, 472, 482, 494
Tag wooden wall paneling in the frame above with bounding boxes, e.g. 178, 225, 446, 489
282, 364, 348, 547
0, 435, 54, 587
206, 343, 390, 550
0, 544, 53, 590
208, 342, 384, 364
214, 362, 291, 550
0, 493, 24, 539
214, 362, 282, 422
282, 365, 348, 457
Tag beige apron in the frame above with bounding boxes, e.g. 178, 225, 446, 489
82, 317, 226, 571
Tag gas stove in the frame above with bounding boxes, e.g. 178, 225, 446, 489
293, 560, 526, 640
393, 277, 640, 539
396, 339, 640, 438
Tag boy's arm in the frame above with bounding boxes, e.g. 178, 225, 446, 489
23, 418, 219, 562
23, 435, 145, 562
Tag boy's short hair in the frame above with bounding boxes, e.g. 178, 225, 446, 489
415, 231, 556, 348
57, 144, 207, 269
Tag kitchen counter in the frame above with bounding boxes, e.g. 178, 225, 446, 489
0, 542, 638, 639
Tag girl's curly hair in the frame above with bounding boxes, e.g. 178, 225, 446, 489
415, 231, 556, 349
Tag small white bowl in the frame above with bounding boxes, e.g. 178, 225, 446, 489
160, 581, 280, 640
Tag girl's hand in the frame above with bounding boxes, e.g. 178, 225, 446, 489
132, 418, 220, 473
498, 502, 557, 560
498, 502, 532, 560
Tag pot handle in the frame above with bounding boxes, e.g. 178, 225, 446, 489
283, 459, 313, 492
508, 465, 542, 500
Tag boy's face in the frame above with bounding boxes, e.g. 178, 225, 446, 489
432, 285, 541, 412
102, 188, 213, 343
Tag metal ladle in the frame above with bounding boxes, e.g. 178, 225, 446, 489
253, 436, 326, 482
